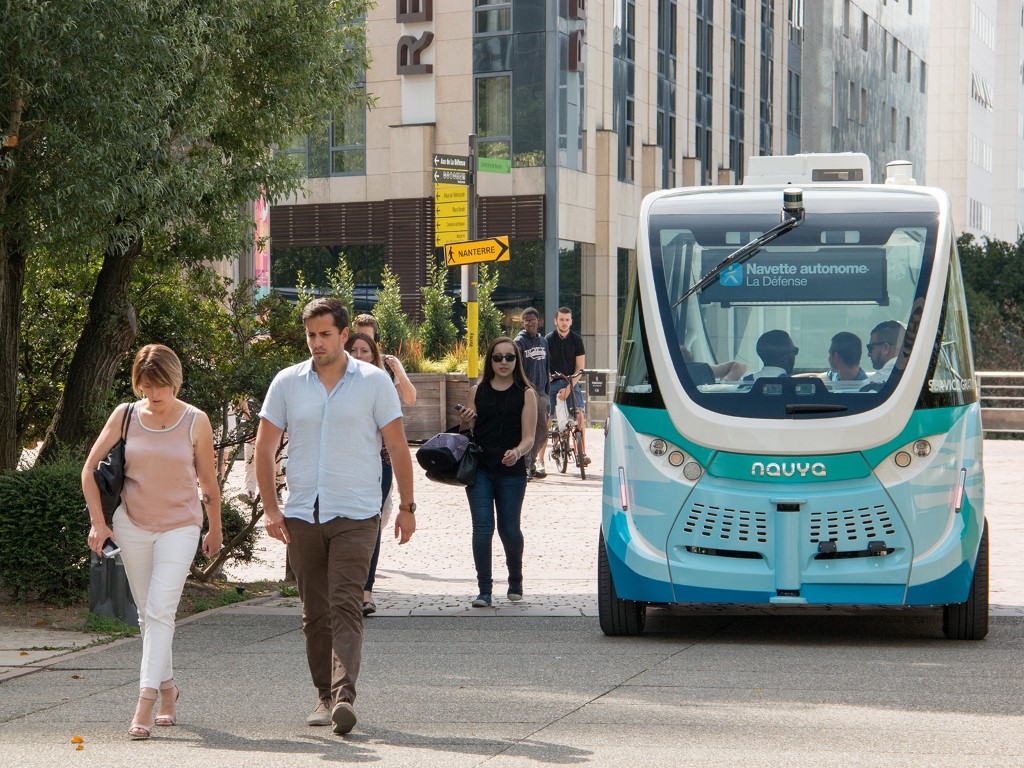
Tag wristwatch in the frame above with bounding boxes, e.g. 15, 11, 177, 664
399, 502, 416, 515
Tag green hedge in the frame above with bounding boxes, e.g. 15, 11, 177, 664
0, 456, 89, 604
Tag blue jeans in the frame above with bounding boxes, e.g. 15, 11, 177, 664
465, 468, 527, 595
549, 379, 584, 417
363, 462, 393, 592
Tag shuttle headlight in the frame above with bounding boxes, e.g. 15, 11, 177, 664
894, 451, 912, 468
682, 462, 703, 481
649, 439, 668, 456
913, 439, 932, 458
667, 450, 685, 467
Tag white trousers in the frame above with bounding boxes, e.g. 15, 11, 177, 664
113, 506, 200, 691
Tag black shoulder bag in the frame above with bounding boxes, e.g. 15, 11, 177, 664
86, 403, 134, 526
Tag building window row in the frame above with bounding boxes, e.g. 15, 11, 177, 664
971, 70, 995, 110
786, 69, 801, 136
695, 0, 714, 185
657, 0, 678, 187
728, 0, 747, 179
614, 0, 637, 182
759, 0, 776, 155
969, 134, 993, 173
971, 2, 996, 51
969, 198, 992, 232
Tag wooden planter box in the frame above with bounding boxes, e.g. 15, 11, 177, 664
401, 373, 474, 441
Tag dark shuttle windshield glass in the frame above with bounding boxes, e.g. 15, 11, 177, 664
646, 188, 939, 419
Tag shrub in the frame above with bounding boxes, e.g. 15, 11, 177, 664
375, 265, 411, 355
477, 264, 505, 351
418, 260, 458, 359
0, 455, 89, 604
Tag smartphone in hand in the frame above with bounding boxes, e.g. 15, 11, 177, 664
101, 538, 121, 559
453, 403, 464, 412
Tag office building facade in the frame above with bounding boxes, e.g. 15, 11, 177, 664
268, 1, 803, 371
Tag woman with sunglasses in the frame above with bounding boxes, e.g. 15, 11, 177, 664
457, 337, 538, 607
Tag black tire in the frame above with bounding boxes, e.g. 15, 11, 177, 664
942, 520, 989, 640
574, 429, 586, 480
555, 435, 568, 473
598, 531, 646, 636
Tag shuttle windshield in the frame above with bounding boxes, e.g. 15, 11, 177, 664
646, 188, 940, 419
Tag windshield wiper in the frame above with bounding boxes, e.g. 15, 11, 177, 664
673, 187, 806, 308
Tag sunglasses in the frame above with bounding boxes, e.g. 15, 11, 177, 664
491, 353, 517, 363
866, 341, 889, 351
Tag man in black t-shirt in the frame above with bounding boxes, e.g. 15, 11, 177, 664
545, 306, 589, 465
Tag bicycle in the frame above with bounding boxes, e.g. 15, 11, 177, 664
548, 370, 590, 480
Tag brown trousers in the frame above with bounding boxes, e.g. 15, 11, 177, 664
285, 511, 379, 706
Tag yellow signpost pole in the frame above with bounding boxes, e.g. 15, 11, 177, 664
466, 134, 479, 380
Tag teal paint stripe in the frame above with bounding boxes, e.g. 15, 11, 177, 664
861, 406, 971, 466
616, 405, 716, 464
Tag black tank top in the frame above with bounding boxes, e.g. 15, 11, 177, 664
474, 380, 526, 476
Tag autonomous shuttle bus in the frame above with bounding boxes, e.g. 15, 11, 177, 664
600, 153, 988, 640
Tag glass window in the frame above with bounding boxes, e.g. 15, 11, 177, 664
476, 74, 511, 160
512, 32, 546, 167
475, 0, 511, 34
644, 188, 940, 419
918, 242, 977, 408
330, 99, 366, 175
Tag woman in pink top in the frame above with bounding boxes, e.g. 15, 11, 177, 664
82, 344, 222, 740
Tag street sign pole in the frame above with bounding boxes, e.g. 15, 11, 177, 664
466, 134, 479, 379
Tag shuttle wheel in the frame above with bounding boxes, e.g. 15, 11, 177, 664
598, 531, 646, 636
942, 521, 989, 641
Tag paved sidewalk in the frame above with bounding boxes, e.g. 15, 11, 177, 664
225, 427, 608, 617
3, 431, 1022, 679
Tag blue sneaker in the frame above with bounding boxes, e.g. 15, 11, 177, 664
471, 594, 492, 607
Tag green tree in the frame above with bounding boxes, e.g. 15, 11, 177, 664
375, 265, 411, 355
419, 260, 458, 359
1, 1, 372, 469
958, 233, 1024, 370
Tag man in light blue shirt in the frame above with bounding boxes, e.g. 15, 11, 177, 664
255, 298, 416, 737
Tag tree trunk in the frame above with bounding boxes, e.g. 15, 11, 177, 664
37, 240, 141, 462
0, 235, 27, 471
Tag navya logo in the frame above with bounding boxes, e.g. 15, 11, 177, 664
751, 461, 827, 478
719, 264, 744, 287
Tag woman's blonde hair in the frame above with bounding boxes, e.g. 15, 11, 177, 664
132, 344, 184, 397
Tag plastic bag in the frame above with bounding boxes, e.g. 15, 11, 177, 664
555, 398, 571, 431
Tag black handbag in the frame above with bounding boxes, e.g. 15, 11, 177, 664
418, 429, 479, 486
455, 440, 481, 486
88, 403, 134, 526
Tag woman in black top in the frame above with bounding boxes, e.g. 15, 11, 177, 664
457, 336, 537, 607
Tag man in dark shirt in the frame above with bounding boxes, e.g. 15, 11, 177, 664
514, 307, 550, 478
545, 306, 589, 465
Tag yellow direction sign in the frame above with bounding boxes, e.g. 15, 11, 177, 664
444, 236, 510, 267
435, 199, 468, 219
435, 229, 469, 248
434, 184, 468, 203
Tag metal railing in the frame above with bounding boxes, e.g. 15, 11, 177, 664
976, 371, 1024, 434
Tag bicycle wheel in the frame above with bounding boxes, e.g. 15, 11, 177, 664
574, 429, 586, 480
555, 434, 569, 473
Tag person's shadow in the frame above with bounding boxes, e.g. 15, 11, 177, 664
174, 725, 592, 764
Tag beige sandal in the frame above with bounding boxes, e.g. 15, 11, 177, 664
129, 690, 157, 739
155, 681, 180, 726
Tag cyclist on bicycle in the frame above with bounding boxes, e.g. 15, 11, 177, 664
545, 306, 590, 466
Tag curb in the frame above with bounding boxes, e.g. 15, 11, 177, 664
0, 592, 283, 685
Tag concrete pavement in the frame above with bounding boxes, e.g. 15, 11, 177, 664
1, 431, 1023, 766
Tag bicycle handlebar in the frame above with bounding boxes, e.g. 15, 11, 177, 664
549, 369, 591, 382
